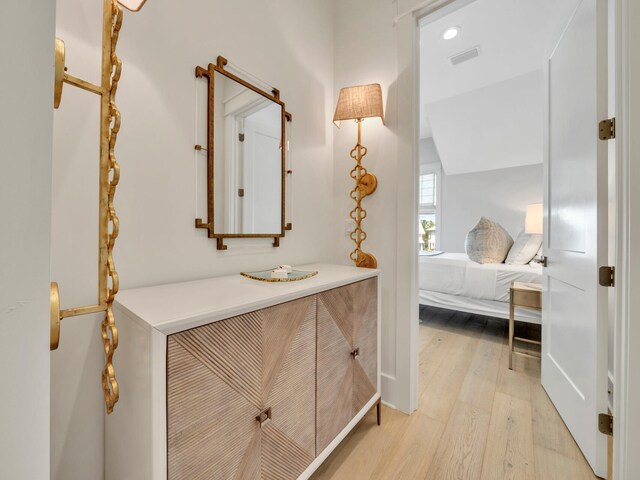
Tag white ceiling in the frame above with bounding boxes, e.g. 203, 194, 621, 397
419, 0, 579, 174
420, 0, 579, 106
428, 70, 543, 175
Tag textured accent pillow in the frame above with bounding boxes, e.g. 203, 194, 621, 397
506, 231, 543, 265
465, 217, 514, 264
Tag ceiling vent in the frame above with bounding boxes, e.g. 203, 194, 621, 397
449, 46, 481, 66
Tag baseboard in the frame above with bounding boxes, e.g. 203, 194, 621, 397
381, 399, 397, 410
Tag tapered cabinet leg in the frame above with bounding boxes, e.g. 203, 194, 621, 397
376, 398, 381, 426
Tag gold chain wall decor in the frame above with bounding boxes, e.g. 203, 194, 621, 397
101, 0, 123, 414
348, 120, 378, 268
51, 0, 149, 414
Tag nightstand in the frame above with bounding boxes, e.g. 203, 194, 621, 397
509, 281, 542, 369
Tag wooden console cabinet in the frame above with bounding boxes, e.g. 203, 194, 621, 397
106, 264, 380, 480
316, 279, 378, 453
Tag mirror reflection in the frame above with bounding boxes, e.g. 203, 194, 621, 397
213, 71, 283, 235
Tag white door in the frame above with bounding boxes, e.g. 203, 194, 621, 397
241, 107, 282, 234
542, 0, 609, 477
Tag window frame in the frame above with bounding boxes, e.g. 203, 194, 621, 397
418, 163, 442, 250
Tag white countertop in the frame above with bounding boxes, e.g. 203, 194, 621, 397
115, 264, 380, 335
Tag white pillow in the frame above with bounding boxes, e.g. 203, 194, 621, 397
464, 217, 514, 264
529, 244, 543, 265
506, 231, 543, 265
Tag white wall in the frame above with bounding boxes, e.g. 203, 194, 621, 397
333, 0, 441, 412
438, 164, 543, 252
333, 0, 399, 408
419, 137, 441, 171
52, 1, 335, 478
0, 2, 55, 479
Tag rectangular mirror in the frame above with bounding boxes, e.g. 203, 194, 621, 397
195, 57, 292, 250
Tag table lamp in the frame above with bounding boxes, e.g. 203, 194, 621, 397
525, 203, 543, 234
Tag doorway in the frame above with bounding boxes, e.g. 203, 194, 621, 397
416, 0, 615, 478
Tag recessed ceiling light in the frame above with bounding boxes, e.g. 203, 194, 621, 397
442, 26, 460, 40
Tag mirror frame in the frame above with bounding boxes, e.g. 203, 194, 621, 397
195, 56, 292, 250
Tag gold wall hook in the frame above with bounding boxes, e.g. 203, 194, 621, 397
53, 39, 65, 109
50, 283, 61, 350
54, 38, 103, 110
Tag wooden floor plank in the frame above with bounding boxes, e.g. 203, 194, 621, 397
417, 314, 486, 422
480, 392, 535, 480
311, 406, 409, 480
457, 319, 504, 413
369, 412, 445, 480
495, 342, 539, 402
425, 400, 492, 480
534, 445, 599, 480
418, 326, 456, 396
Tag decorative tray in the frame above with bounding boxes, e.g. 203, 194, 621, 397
240, 269, 318, 283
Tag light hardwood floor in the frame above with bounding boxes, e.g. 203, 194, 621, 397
311, 307, 600, 480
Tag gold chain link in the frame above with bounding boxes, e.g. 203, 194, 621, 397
102, 0, 123, 414
349, 143, 369, 264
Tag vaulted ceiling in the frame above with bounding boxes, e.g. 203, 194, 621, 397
420, 0, 579, 174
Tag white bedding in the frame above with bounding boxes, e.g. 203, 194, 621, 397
419, 252, 542, 303
420, 291, 542, 324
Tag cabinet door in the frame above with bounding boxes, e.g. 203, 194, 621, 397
316, 278, 378, 453
167, 295, 316, 480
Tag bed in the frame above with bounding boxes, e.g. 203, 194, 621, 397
419, 252, 542, 323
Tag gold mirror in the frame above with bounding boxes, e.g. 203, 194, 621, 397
195, 56, 292, 250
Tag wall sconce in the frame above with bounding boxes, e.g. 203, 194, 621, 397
333, 84, 384, 268
51, 0, 149, 414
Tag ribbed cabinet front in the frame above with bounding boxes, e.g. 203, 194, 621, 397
166, 295, 317, 480
316, 278, 378, 453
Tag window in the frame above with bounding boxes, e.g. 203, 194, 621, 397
419, 173, 436, 208
419, 172, 438, 251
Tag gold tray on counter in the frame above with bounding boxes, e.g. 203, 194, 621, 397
240, 269, 318, 283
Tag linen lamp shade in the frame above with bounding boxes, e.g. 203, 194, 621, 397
525, 203, 543, 234
118, 0, 148, 11
333, 84, 384, 127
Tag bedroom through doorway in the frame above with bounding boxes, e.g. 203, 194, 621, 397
415, 0, 616, 478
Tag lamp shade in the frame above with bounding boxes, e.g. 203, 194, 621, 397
525, 203, 543, 234
333, 84, 384, 127
118, 0, 148, 11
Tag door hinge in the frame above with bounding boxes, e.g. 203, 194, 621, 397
599, 266, 615, 287
238, 188, 244, 197
238, 133, 245, 142
599, 117, 615, 140
599, 413, 613, 436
